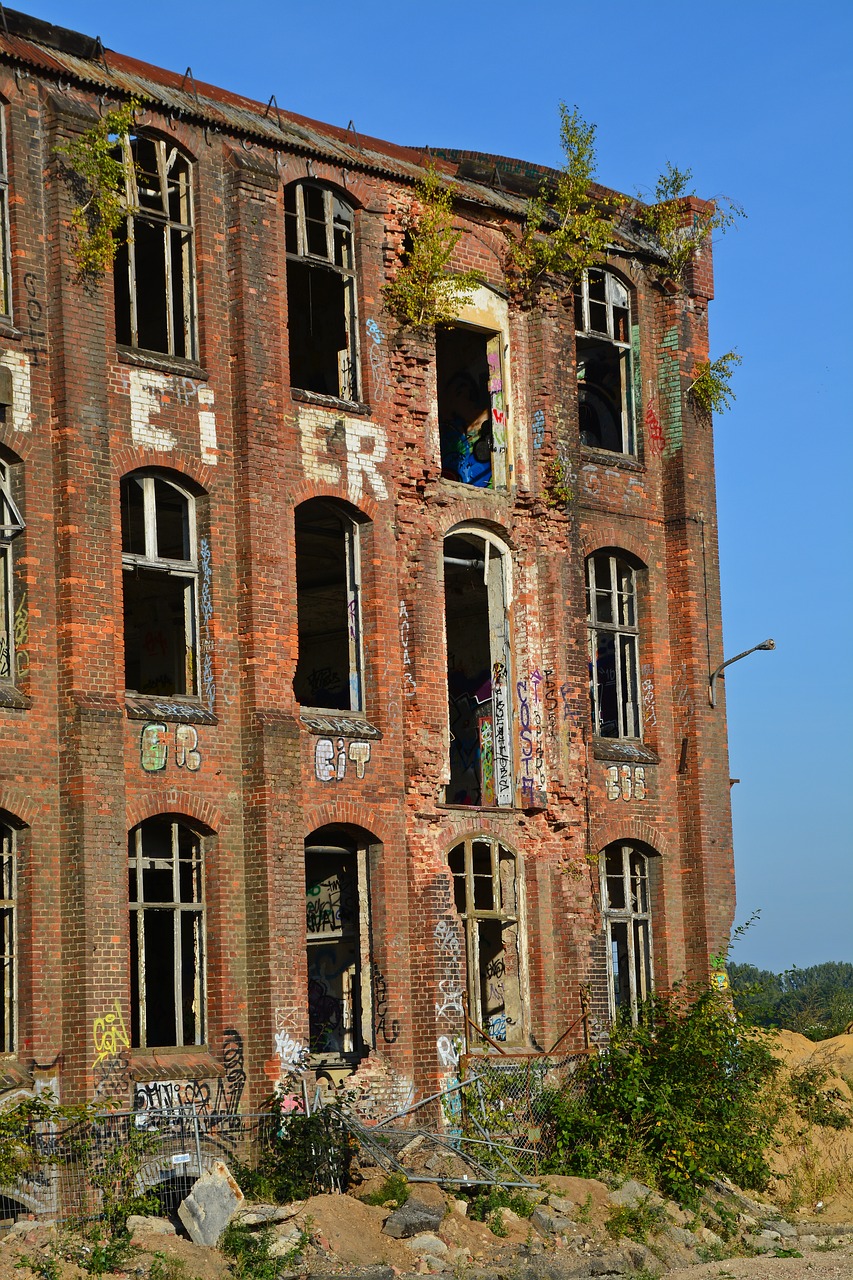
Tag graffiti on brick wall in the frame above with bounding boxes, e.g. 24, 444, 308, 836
133, 1028, 246, 1121
644, 393, 665, 457
366, 318, 388, 402
371, 962, 400, 1045
199, 536, 215, 714
140, 722, 202, 772
21, 270, 45, 373
435, 977, 464, 1022
532, 409, 545, 449
298, 406, 388, 502
673, 664, 694, 726
434, 915, 464, 1074
399, 600, 416, 699
273, 1007, 310, 1077
314, 736, 371, 781
641, 663, 657, 728
516, 670, 546, 806
92, 1000, 131, 1100
605, 764, 647, 801
124, 368, 218, 461
543, 667, 559, 742
13, 590, 29, 678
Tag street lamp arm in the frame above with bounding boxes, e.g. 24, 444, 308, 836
709, 639, 776, 707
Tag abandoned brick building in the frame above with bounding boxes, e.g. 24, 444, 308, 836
0, 9, 736, 1121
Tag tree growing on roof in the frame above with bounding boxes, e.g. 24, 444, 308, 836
56, 98, 138, 277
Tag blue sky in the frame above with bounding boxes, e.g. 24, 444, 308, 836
32, 0, 853, 972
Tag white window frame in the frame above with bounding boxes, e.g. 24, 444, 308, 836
586, 552, 641, 740
0, 458, 24, 682
129, 818, 206, 1050
0, 821, 17, 1054
121, 473, 199, 698
600, 841, 654, 1023
575, 268, 635, 455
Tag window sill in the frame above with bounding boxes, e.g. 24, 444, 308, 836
592, 737, 659, 764
0, 1059, 33, 1090
438, 476, 509, 495
131, 1048, 221, 1082
299, 709, 382, 740
126, 694, 217, 725
0, 319, 21, 341
581, 447, 644, 472
117, 346, 208, 381
0, 683, 32, 710
291, 387, 371, 415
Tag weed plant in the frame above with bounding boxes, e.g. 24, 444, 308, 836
360, 1172, 410, 1208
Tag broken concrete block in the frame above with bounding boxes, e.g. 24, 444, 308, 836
531, 1205, 571, 1236
608, 1178, 661, 1208
547, 1193, 575, 1215
126, 1214, 176, 1236
404, 1233, 448, 1257
177, 1159, 244, 1246
383, 1196, 444, 1238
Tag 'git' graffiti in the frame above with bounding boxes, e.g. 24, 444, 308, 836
315, 737, 371, 782
140, 722, 202, 772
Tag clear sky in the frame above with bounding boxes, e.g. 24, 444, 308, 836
29, 0, 853, 972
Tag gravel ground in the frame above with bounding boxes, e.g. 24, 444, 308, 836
663, 1241, 853, 1280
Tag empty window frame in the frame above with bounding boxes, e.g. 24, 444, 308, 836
449, 837, 525, 1043
437, 326, 507, 488
129, 817, 206, 1049
285, 183, 359, 401
586, 552, 641, 739
0, 107, 11, 319
444, 529, 513, 806
600, 842, 654, 1022
113, 133, 197, 358
0, 459, 24, 682
0, 821, 16, 1053
293, 500, 363, 712
574, 269, 634, 454
305, 836, 371, 1060
121, 473, 199, 698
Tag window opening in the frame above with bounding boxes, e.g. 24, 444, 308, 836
600, 842, 654, 1022
113, 133, 196, 358
0, 822, 16, 1053
121, 473, 199, 697
574, 269, 634, 454
0, 460, 24, 681
0, 109, 11, 319
449, 837, 524, 1043
293, 500, 362, 712
444, 530, 513, 806
129, 817, 205, 1049
285, 183, 359, 401
437, 326, 507, 487
586, 552, 640, 739
305, 838, 370, 1060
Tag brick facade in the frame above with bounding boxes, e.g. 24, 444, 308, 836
0, 11, 735, 1118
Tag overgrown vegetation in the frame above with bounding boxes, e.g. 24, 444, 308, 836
638, 161, 744, 283
542, 456, 574, 507
508, 103, 622, 297
689, 350, 742, 416
360, 1171, 410, 1208
221, 1220, 310, 1279
232, 1101, 355, 1202
464, 1185, 535, 1224
536, 983, 780, 1204
605, 1196, 667, 1243
383, 163, 482, 328
55, 100, 137, 277
728, 961, 853, 1040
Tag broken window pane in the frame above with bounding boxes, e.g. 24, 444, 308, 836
285, 183, 359, 401
437, 326, 507, 488
0, 459, 24, 682
305, 833, 370, 1061
293, 500, 363, 712
0, 821, 16, 1053
574, 269, 634, 455
448, 836, 525, 1044
121, 473, 198, 698
113, 134, 196, 359
129, 817, 205, 1049
600, 842, 655, 1024
587, 553, 641, 740
444, 530, 512, 806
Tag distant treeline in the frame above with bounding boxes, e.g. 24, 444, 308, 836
727, 961, 853, 1041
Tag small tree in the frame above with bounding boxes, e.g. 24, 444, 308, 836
689, 350, 742, 416
640, 161, 744, 283
56, 99, 138, 276
509, 103, 622, 297
384, 163, 482, 328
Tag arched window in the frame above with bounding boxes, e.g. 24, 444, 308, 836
304, 829, 371, 1061
448, 836, 525, 1043
0, 456, 24, 683
121, 473, 199, 698
113, 132, 196, 358
600, 841, 655, 1022
285, 182, 359, 401
293, 499, 363, 712
0, 819, 17, 1053
444, 528, 513, 807
586, 551, 641, 739
128, 817, 206, 1049
437, 325, 507, 488
574, 268, 634, 455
